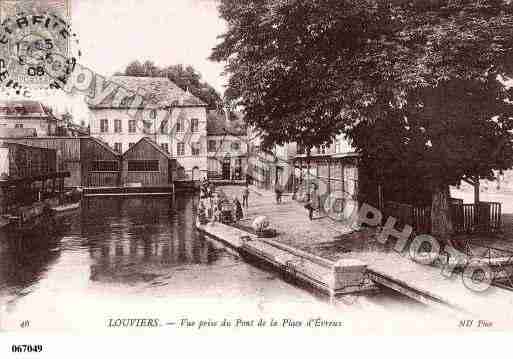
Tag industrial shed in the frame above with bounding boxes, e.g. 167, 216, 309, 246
0, 141, 68, 214
0, 137, 120, 188
121, 137, 175, 187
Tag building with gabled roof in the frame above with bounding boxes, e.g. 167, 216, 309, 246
0, 100, 63, 136
121, 137, 175, 187
89, 75, 208, 181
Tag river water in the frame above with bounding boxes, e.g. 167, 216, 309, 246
0, 195, 445, 334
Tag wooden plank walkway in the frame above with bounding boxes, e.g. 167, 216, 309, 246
365, 252, 513, 314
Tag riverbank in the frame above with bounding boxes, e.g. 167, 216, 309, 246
221, 185, 386, 261
212, 185, 513, 315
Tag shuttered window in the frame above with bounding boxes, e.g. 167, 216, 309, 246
191, 118, 199, 132
100, 119, 108, 133
177, 142, 185, 156
127, 160, 159, 172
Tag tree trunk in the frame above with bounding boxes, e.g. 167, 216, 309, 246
473, 179, 480, 204
431, 184, 453, 242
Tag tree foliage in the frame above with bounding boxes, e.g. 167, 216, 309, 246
212, 0, 513, 179
119, 60, 222, 110
212, 0, 513, 236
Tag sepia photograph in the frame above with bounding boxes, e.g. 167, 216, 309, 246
1, 0, 513, 356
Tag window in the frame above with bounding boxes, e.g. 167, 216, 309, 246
177, 142, 185, 156
191, 118, 199, 132
160, 121, 168, 134
191, 142, 200, 156
176, 119, 184, 132
15, 123, 23, 128
114, 142, 122, 153
177, 167, 186, 179
208, 140, 216, 152
319, 145, 327, 155
127, 160, 159, 172
129, 142, 135, 148
128, 120, 136, 133
150, 110, 157, 119
161, 143, 169, 153
231, 141, 240, 151
297, 144, 305, 154
114, 119, 122, 133
100, 119, 108, 133
90, 161, 119, 172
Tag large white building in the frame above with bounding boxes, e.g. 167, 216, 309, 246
89, 75, 208, 180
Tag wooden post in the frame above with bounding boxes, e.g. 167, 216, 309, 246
307, 156, 311, 198
300, 159, 303, 185
474, 178, 480, 204
474, 178, 480, 229
327, 160, 331, 199
341, 161, 345, 194
292, 159, 296, 194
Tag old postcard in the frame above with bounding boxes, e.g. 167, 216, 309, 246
0, 0, 513, 357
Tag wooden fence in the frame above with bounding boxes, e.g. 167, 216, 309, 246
383, 200, 501, 235
383, 201, 431, 234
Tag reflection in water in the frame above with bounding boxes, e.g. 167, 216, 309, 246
81, 196, 220, 284
0, 194, 433, 334
0, 195, 220, 296
0, 230, 61, 297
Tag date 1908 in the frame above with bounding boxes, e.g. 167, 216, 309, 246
11, 345, 43, 353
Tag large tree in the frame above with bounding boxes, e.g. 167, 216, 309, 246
212, 0, 513, 239
119, 60, 222, 110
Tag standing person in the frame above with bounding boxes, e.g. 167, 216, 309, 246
234, 197, 243, 221
275, 185, 282, 204
304, 195, 314, 221
242, 184, 249, 208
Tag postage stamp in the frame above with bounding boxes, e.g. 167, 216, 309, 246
0, 8, 78, 93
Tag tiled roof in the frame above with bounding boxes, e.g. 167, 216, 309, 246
207, 110, 247, 136
0, 100, 50, 117
90, 76, 207, 109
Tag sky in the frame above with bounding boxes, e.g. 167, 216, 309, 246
71, 0, 227, 93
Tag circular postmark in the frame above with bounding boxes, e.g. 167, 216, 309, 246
0, 11, 80, 93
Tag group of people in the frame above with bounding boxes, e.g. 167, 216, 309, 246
197, 183, 250, 225
199, 179, 216, 199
